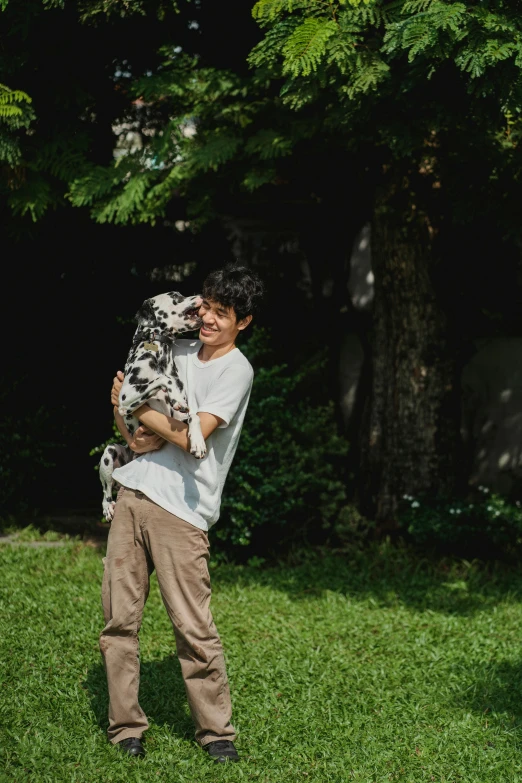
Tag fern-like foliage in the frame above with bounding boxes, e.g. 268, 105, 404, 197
248, 0, 522, 113
0, 84, 32, 119
253, 0, 310, 25
245, 128, 293, 159
15, 0, 520, 233
282, 18, 338, 76
77, 0, 178, 22
0, 84, 35, 166
249, 18, 301, 72
189, 133, 242, 171
68, 166, 121, 207
248, 2, 395, 103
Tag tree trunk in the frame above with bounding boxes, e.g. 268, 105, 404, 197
360, 184, 461, 522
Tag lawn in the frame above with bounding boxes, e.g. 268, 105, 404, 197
2, 539, 522, 782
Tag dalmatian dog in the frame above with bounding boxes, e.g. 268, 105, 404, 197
99, 291, 205, 521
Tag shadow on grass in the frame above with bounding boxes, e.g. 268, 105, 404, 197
84, 655, 193, 741
458, 660, 522, 727
211, 543, 522, 616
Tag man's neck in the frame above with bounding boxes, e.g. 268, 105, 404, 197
198, 340, 236, 363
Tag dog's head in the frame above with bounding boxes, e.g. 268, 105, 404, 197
135, 291, 202, 336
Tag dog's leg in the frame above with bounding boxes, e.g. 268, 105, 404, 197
150, 386, 206, 459
124, 413, 140, 436
186, 413, 207, 459
99, 443, 132, 521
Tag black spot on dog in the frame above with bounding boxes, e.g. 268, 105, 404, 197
129, 367, 144, 384
122, 394, 126, 401
104, 457, 110, 466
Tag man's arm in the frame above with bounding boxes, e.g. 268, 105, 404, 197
136, 363, 252, 454
111, 371, 221, 455
134, 404, 223, 453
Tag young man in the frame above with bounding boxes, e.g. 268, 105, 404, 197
101, 265, 263, 763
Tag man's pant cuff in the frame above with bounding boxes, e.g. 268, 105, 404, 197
109, 728, 145, 745
199, 734, 237, 747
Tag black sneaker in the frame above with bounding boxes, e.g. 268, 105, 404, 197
116, 737, 145, 757
204, 740, 239, 763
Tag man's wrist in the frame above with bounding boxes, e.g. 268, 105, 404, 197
134, 404, 151, 423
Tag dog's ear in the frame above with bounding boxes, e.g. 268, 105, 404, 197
135, 298, 155, 324
167, 291, 184, 306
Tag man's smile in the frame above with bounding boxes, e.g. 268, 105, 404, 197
200, 324, 219, 335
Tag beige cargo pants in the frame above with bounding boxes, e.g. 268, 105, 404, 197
99, 487, 235, 746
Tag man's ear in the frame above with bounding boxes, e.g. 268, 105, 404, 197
237, 315, 253, 331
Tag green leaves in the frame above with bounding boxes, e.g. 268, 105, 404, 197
68, 165, 158, 225
281, 18, 338, 76
0, 83, 32, 119
77, 0, 179, 22
253, 0, 308, 25
342, 51, 390, 98
190, 133, 242, 171
252, 1, 522, 85
249, 17, 301, 72
249, 3, 394, 104
220, 329, 349, 547
245, 128, 293, 159
383, 3, 467, 62
0, 84, 35, 166
7, 0, 522, 228
68, 166, 120, 208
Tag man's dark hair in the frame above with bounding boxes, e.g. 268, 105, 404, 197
202, 264, 264, 322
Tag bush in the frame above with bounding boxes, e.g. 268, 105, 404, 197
398, 485, 522, 557
217, 328, 349, 551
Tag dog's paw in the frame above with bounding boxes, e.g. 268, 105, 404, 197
103, 500, 116, 522
173, 402, 189, 414
190, 437, 207, 460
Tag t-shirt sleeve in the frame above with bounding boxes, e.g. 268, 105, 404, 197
197, 365, 253, 427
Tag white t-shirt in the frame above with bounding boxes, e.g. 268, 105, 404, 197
112, 339, 254, 531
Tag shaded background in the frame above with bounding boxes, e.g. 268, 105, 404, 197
4, 0, 522, 557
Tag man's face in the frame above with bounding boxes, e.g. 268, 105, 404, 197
198, 298, 242, 346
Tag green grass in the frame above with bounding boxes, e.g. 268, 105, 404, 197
2, 541, 522, 782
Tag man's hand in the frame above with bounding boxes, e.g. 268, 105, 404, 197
111, 370, 124, 407
129, 425, 165, 454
